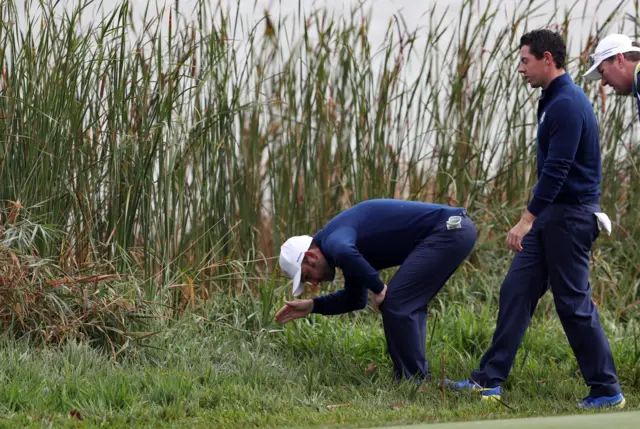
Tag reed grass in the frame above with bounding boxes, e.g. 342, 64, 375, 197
0, 0, 637, 340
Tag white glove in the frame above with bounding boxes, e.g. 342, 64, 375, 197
594, 212, 612, 236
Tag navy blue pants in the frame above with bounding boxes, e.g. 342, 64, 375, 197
382, 215, 477, 381
470, 203, 621, 397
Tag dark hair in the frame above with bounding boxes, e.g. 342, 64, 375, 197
519, 29, 567, 69
604, 41, 640, 63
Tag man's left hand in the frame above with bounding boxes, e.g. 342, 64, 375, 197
371, 284, 387, 312
507, 210, 536, 252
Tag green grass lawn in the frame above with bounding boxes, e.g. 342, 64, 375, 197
0, 295, 636, 428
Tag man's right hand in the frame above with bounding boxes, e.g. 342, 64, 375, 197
371, 284, 387, 312
274, 300, 314, 324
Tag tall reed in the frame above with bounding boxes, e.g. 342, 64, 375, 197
0, 0, 637, 314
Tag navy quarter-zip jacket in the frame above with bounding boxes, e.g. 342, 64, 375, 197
527, 73, 601, 217
310, 199, 465, 315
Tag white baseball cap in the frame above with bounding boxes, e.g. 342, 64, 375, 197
279, 235, 313, 296
583, 34, 640, 81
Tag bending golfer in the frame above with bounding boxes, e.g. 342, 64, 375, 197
275, 199, 476, 381
447, 29, 625, 409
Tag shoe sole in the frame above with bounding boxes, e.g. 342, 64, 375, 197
481, 394, 501, 401
580, 396, 626, 409
445, 381, 501, 400
612, 397, 626, 409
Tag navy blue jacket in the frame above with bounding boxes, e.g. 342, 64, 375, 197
632, 63, 640, 121
527, 73, 601, 216
311, 199, 464, 315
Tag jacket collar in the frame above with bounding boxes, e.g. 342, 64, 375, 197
540, 72, 572, 100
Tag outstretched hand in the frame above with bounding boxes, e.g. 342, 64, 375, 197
274, 299, 314, 324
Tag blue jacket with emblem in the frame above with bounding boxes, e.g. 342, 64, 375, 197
527, 73, 601, 217
309, 199, 465, 315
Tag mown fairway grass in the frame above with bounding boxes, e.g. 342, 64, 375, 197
377, 411, 640, 429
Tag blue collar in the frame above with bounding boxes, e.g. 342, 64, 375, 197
632, 62, 640, 97
311, 235, 337, 268
631, 63, 640, 121
540, 73, 572, 99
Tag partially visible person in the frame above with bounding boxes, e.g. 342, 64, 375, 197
583, 33, 640, 120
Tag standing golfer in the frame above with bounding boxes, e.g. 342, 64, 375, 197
446, 29, 625, 409
275, 199, 476, 382
583, 33, 640, 120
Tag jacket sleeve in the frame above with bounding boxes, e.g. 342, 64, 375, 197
311, 227, 384, 315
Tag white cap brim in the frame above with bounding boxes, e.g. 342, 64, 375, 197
583, 62, 602, 81
583, 43, 640, 81
292, 268, 304, 297
279, 234, 313, 297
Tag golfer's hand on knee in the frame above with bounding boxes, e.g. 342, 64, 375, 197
275, 300, 313, 324
371, 284, 387, 312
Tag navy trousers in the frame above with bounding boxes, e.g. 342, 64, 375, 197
382, 215, 477, 381
470, 203, 621, 397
